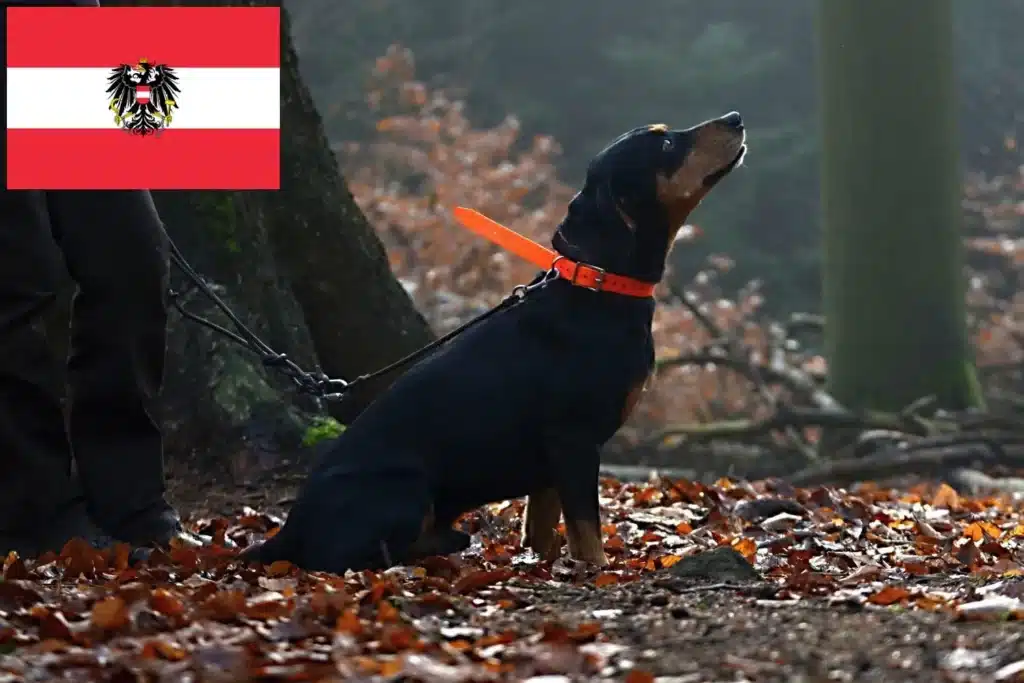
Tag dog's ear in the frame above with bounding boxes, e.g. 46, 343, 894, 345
597, 179, 638, 233
552, 180, 639, 271
597, 126, 670, 232
601, 165, 661, 232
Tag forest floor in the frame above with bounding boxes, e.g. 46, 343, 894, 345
1, 469, 1023, 682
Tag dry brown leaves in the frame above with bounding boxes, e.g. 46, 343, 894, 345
3, 478, 1024, 680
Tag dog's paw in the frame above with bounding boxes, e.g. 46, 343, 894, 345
522, 528, 563, 562
238, 540, 268, 564
407, 527, 471, 560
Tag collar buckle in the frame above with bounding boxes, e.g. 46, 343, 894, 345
554, 255, 608, 292
576, 264, 607, 292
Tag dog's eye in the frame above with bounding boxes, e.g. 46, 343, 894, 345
662, 138, 673, 152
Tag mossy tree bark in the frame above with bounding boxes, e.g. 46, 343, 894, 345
816, 0, 982, 414
151, 190, 319, 466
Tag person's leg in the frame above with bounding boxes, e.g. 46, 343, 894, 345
0, 190, 109, 554
44, 190, 197, 546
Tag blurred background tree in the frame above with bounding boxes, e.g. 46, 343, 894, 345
818, 0, 982, 415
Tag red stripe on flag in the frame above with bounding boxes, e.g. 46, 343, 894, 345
6, 7, 280, 68
6, 129, 280, 190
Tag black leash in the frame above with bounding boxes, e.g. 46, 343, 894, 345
166, 236, 551, 402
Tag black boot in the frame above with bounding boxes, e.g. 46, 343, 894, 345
29, 498, 119, 556
103, 501, 216, 549
0, 496, 119, 558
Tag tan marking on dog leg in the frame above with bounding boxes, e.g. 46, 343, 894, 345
420, 503, 435, 535
408, 504, 435, 555
565, 518, 608, 566
622, 375, 651, 424
522, 489, 562, 561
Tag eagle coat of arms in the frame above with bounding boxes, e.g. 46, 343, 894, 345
106, 59, 181, 135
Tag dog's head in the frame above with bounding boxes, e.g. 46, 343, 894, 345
553, 112, 746, 282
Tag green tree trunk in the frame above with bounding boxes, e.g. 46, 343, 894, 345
816, 0, 982, 413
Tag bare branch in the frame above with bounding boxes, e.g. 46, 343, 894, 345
644, 406, 954, 448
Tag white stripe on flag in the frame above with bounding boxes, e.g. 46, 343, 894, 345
6, 67, 280, 130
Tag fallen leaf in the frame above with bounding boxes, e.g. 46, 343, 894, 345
267, 560, 294, 577
377, 599, 401, 623
625, 670, 656, 683
453, 569, 514, 594
150, 588, 187, 618
605, 535, 626, 553
963, 521, 1002, 543
200, 591, 246, 621
931, 483, 960, 509
36, 609, 73, 641
335, 608, 363, 636
867, 585, 911, 606
0, 580, 43, 609
91, 596, 130, 631
840, 564, 883, 585
3, 553, 29, 580
731, 537, 757, 562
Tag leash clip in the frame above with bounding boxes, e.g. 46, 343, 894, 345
317, 376, 350, 402
511, 265, 562, 301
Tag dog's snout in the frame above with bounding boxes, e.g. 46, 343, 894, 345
720, 111, 743, 130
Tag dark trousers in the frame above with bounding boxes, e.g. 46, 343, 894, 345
0, 190, 170, 536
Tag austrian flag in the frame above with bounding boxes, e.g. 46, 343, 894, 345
5, 6, 281, 190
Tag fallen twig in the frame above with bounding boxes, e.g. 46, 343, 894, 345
787, 442, 998, 488
659, 581, 751, 594
600, 464, 696, 482
946, 468, 1024, 495
655, 350, 839, 413
785, 312, 825, 341
644, 406, 952, 448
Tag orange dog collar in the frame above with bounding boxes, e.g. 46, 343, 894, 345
452, 207, 657, 298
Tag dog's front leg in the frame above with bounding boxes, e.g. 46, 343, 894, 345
522, 488, 562, 561
548, 443, 607, 566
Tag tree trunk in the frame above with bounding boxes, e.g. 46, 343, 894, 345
816, 0, 982, 413
50, 0, 436, 474
269, 6, 435, 422
154, 190, 319, 472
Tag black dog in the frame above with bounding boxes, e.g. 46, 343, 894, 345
244, 113, 747, 573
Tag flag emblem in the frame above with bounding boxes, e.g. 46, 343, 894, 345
5, 6, 281, 190
106, 59, 181, 135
